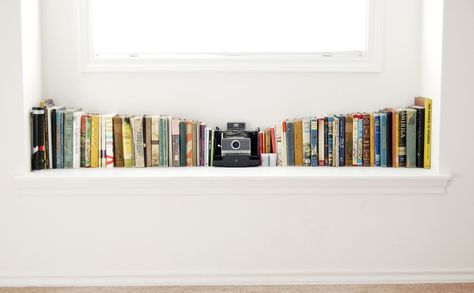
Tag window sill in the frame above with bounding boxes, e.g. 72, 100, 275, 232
14, 168, 451, 196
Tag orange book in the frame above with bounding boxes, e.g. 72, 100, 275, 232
270, 128, 276, 154
294, 119, 303, 166
185, 120, 193, 166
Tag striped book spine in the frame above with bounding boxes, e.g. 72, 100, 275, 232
333, 116, 339, 167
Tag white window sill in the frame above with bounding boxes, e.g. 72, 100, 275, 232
14, 168, 451, 196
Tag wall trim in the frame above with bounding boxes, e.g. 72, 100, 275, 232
1, 270, 474, 287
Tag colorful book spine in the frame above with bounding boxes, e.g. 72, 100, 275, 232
281, 121, 287, 166
406, 108, 417, 168
380, 113, 387, 167
131, 116, 145, 168
192, 121, 197, 166
73, 111, 83, 169
302, 118, 311, 166
122, 117, 134, 167
398, 110, 407, 167
344, 115, 353, 167
392, 110, 399, 168
370, 113, 375, 167
374, 114, 381, 167
318, 118, 325, 166
362, 114, 371, 167
357, 116, 363, 166
80, 115, 88, 167
327, 116, 334, 167
105, 115, 114, 168
310, 119, 318, 166
415, 97, 432, 168
286, 121, 295, 166
172, 119, 181, 167
337, 115, 345, 167
151, 116, 160, 167
186, 120, 193, 166
352, 116, 358, 166
63, 110, 75, 169
144, 116, 152, 167
179, 120, 186, 167
294, 119, 303, 166
112, 115, 124, 167
333, 116, 339, 167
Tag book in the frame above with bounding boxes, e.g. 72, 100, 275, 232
374, 114, 381, 167
112, 115, 124, 167
131, 116, 145, 168
270, 127, 276, 155
151, 116, 160, 167
385, 111, 393, 167
352, 115, 359, 166
406, 108, 417, 168
386, 108, 399, 167
167, 116, 173, 167
294, 119, 303, 166
370, 113, 375, 167
380, 112, 387, 167
286, 120, 295, 166
302, 118, 311, 166
63, 109, 78, 169
73, 111, 83, 169
362, 114, 371, 167
179, 120, 186, 167
410, 106, 425, 168
281, 121, 287, 166
192, 121, 197, 166
327, 116, 334, 166
105, 115, 114, 168
50, 107, 60, 168
415, 97, 432, 168
160, 116, 168, 167
324, 117, 329, 166
200, 123, 206, 166
318, 118, 325, 166
357, 116, 363, 166
344, 115, 353, 167
186, 120, 193, 166
31, 107, 46, 170
310, 119, 318, 167
265, 128, 271, 153
122, 116, 134, 167
336, 115, 345, 167
56, 109, 65, 168
333, 116, 339, 167
144, 116, 152, 167
210, 128, 215, 166
398, 109, 407, 167
275, 122, 283, 166
81, 115, 91, 168
101, 114, 106, 168
172, 119, 180, 167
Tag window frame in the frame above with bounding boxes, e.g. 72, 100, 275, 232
79, 0, 384, 72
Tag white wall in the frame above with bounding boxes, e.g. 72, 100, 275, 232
1, 0, 474, 286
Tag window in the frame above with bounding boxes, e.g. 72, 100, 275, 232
81, 0, 383, 71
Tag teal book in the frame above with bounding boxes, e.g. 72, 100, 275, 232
380, 113, 387, 167
159, 117, 167, 166
406, 108, 417, 168
179, 121, 186, 166
56, 109, 64, 168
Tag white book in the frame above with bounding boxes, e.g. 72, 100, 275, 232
72, 111, 83, 169
204, 127, 209, 166
268, 153, 277, 167
275, 122, 283, 166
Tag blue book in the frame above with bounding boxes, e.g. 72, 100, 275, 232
286, 121, 295, 166
357, 118, 363, 166
310, 119, 318, 166
56, 109, 64, 169
337, 115, 345, 166
375, 114, 381, 166
328, 116, 333, 166
380, 113, 387, 167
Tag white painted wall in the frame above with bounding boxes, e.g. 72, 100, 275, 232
0, 0, 474, 286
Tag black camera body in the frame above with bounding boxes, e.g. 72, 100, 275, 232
213, 122, 260, 167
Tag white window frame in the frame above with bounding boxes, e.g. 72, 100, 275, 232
79, 0, 384, 72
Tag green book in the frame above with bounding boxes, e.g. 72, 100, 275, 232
63, 109, 77, 168
159, 116, 168, 166
406, 108, 417, 168
179, 121, 186, 166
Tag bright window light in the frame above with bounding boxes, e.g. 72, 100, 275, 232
91, 0, 369, 56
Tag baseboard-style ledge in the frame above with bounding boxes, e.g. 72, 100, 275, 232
14, 167, 451, 196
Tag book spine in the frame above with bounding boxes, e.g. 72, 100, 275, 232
210, 129, 215, 166
264, 128, 271, 153
131, 116, 145, 168
199, 123, 205, 166
151, 116, 160, 167
333, 117, 339, 167
192, 121, 197, 166
362, 114, 371, 167
374, 114, 381, 167
172, 119, 181, 167
352, 116, 358, 166
338, 116, 345, 167
122, 117, 134, 167
167, 116, 172, 167
424, 99, 432, 169
179, 121, 186, 167
318, 118, 325, 166
393, 111, 399, 167
324, 117, 328, 166
31, 108, 46, 170
51, 109, 57, 169
186, 120, 193, 167
406, 109, 417, 168
258, 131, 264, 159
159, 117, 167, 167
302, 119, 311, 166
270, 127, 276, 154
310, 119, 318, 166
357, 118, 363, 166
80, 115, 87, 167
370, 114, 375, 166
113, 116, 124, 167
380, 113, 387, 167
385, 111, 393, 167
56, 110, 64, 168
275, 122, 283, 166
105, 115, 114, 168
145, 117, 152, 167
327, 116, 334, 166
286, 121, 295, 166
205, 127, 210, 166
46, 108, 53, 169
102, 115, 107, 168
344, 116, 353, 166
85, 116, 91, 167
294, 120, 303, 166
398, 110, 407, 167
90, 115, 99, 168
73, 112, 82, 169
415, 108, 425, 168
281, 121, 287, 166
63, 111, 74, 168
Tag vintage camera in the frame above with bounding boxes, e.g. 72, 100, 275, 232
213, 122, 260, 167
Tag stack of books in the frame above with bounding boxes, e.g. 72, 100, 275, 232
31, 97, 432, 170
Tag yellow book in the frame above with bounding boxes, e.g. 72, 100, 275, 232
122, 117, 134, 167
90, 115, 100, 168
415, 97, 432, 169
393, 111, 399, 168
370, 113, 375, 167
293, 119, 303, 166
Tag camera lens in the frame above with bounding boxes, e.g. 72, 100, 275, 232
231, 140, 240, 149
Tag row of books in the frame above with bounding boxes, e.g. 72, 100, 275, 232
261, 97, 432, 168
31, 97, 431, 170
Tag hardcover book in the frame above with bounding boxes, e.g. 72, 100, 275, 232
324, 117, 329, 166
415, 97, 432, 169
370, 113, 375, 167
327, 116, 334, 166
357, 116, 363, 166
385, 111, 393, 167
56, 109, 65, 168
73, 111, 83, 169
294, 119, 303, 166
192, 121, 197, 166
63, 109, 79, 169
172, 119, 181, 167
31, 107, 46, 170
380, 112, 387, 167
344, 115, 353, 167
336, 115, 345, 167
302, 118, 311, 166
374, 114, 381, 167
179, 120, 186, 167
310, 119, 318, 166
131, 116, 145, 168
286, 120, 295, 166
406, 108, 417, 168
410, 105, 425, 168
318, 118, 325, 166
362, 114, 371, 167
333, 116, 339, 167
105, 115, 115, 168
275, 122, 283, 166
352, 115, 359, 166
398, 109, 407, 167
186, 120, 193, 167
90, 114, 100, 168
122, 116, 134, 167
112, 115, 124, 167
281, 121, 287, 166
144, 116, 152, 167
151, 116, 160, 167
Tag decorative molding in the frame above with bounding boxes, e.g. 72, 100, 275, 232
0, 269, 473, 287
14, 168, 451, 196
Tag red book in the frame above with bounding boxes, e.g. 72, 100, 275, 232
258, 131, 264, 157
270, 128, 276, 153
